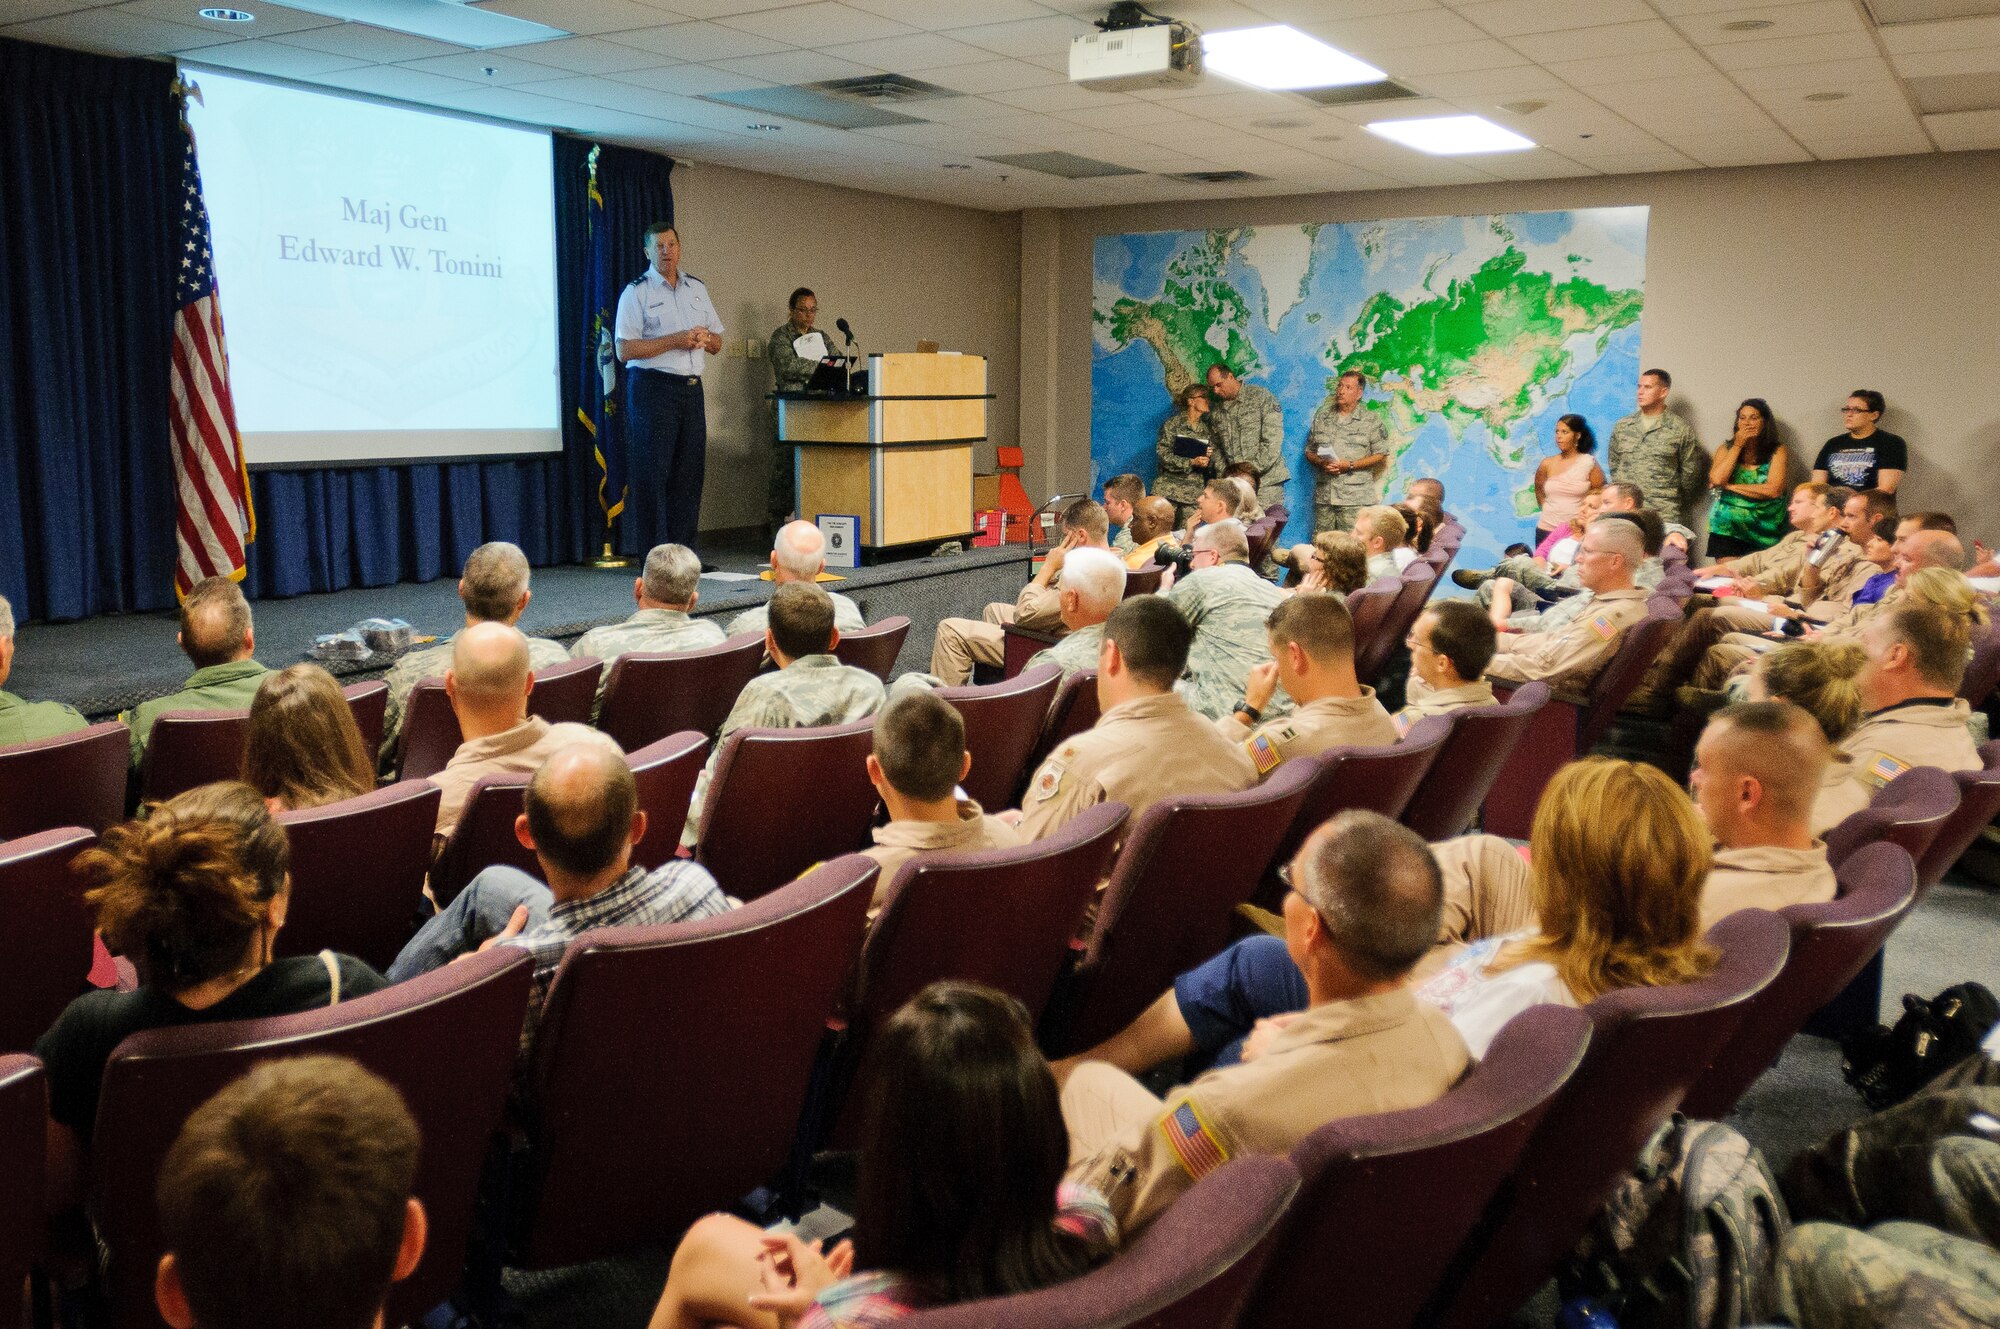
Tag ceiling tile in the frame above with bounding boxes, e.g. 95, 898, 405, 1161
984, 79, 1129, 110
1725, 56, 1901, 92
1586, 149, 1701, 171
398, 50, 568, 83
1703, 30, 1879, 67
1646, 0, 1828, 14
1155, 87, 1306, 118
1878, 13, 2000, 54
900, 56, 1064, 93
1670, 0, 1868, 45
469, 0, 696, 38
607, 19, 789, 60
1666, 129, 1812, 163
1790, 125, 1933, 155
109, 0, 339, 37
501, 35, 677, 72
651, 0, 812, 18
715, 1, 913, 44
1547, 47, 1714, 84
896, 93, 1035, 124
5, 6, 237, 53
1454, 0, 1655, 37
180, 37, 366, 73
1922, 105, 2000, 148
1378, 38, 1531, 73
818, 31, 992, 70
599, 63, 772, 95
1305, 7, 1487, 48
1506, 19, 1691, 62
947, 13, 1094, 59
1895, 45, 2000, 77
1474, 147, 1599, 177
705, 47, 880, 80
1401, 63, 1564, 96
1053, 99, 1200, 127
0, 0, 115, 22
424, 84, 605, 125
846, 0, 1054, 27
306, 64, 487, 101
273, 23, 466, 61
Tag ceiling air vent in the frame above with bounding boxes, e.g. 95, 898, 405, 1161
978, 151, 1143, 178
1295, 79, 1424, 108
1162, 170, 1269, 184
809, 74, 961, 104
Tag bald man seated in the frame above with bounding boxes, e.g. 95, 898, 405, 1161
429, 622, 602, 840
1124, 495, 1179, 569
728, 520, 865, 638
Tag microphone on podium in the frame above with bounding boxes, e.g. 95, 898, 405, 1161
836, 317, 856, 345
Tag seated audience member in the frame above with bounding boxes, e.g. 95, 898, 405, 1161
153, 1056, 426, 1329
1714, 482, 1857, 598
1403, 476, 1453, 526
1024, 548, 1124, 680
430, 622, 601, 840
123, 576, 269, 767
728, 521, 866, 637
1059, 812, 1467, 1235
1487, 509, 1662, 635
381, 542, 569, 761
1778, 513, 1900, 629
569, 542, 724, 666
36, 782, 387, 1199
1483, 517, 1651, 691
1459, 481, 1681, 601
1393, 502, 1436, 556
1395, 601, 1499, 732
1354, 505, 1412, 581
1224, 472, 1264, 524
0, 592, 87, 745
1011, 596, 1255, 843
1803, 487, 1900, 613
1065, 760, 1717, 1098
1217, 593, 1396, 778
683, 583, 886, 845
861, 692, 1022, 902
651, 982, 1115, 1329
1812, 387, 1907, 494
1280, 529, 1369, 596
1745, 640, 1868, 745
391, 741, 728, 1049
1690, 701, 1839, 924
241, 663, 374, 813
1177, 477, 1249, 546
1122, 495, 1177, 571
1102, 472, 1144, 556
1813, 597, 1987, 831
1165, 518, 1290, 720
930, 498, 1112, 685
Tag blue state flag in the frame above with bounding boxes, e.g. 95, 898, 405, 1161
580, 146, 625, 524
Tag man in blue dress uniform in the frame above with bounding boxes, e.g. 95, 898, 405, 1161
614, 223, 724, 554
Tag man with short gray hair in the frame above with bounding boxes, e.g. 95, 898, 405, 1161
0, 593, 87, 746
1025, 547, 1124, 680
569, 542, 724, 668
727, 520, 866, 638
122, 576, 269, 767
1484, 517, 1651, 691
380, 541, 569, 765
929, 498, 1113, 685
1166, 518, 1292, 721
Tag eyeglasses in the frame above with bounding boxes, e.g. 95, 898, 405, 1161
1190, 547, 1219, 562
1840, 406, 1873, 414
1405, 633, 1430, 653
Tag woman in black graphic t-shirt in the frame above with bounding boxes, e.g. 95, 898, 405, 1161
1812, 389, 1907, 493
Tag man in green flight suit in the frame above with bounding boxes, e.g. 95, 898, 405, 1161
121, 576, 269, 768
1205, 362, 1289, 511
0, 594, 88, 746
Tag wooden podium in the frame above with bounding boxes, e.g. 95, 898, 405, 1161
774, 352, 989, 554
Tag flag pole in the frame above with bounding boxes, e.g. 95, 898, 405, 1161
583, 144, 630, 569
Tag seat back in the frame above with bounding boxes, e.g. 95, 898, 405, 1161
276, 782, 441, 971
1055, 761, 1317, 1055
1124, 564, 1164, 597
937, 664, 1062, 815
1432, 909, 1791, 1329
138, 708, 253, 803
833, 615, 911, 681
1242, 1006, 1592, 1329
518, 856, 878, 1267
1823, 765, 1962, 872
628, 731, 710, 870
1272, 725, 1448, 870
1959, 622, 2000, 707
900, 1155, 1301, 1329
1357, 563, 1436, 681
0, 1055, 45, 1329
598, 633, 766, 750
91, 949, 534, 1329
0, 827, 97, 1055
396, 678, 463, 781
341, 679, 389, 757
1033, 669, 1102, 773
1916, 741, 2000, 890
1682, 844, 1919, 1120
525, 657, 603, 726
697, 718, 881, 900
1343, 578, 1399, 659
1577, 596, 1688, 750
1399, 683, 1552, 841
429, 774, 537, 907
0, 721, 129, 838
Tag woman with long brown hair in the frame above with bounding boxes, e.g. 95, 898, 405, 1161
241, 663, 374, 812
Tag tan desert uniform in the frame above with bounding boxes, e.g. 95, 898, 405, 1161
431, 718, 600, 840
1216, 690, 1397, 779
1393, 678, 1498, 736
1063, 988, 1468, 1234
862, 800, 1022, 913
569, 608, 724, 664
1803, 555, 1882, 622
1729, 530, 1857, 597
381, 631, 571, 765
1485, 587, 1650, 690
1811, 699, 1982, 833
929, 572, 1073, 684
1016, 692, 1256, 843
1702, 843, 1837, 930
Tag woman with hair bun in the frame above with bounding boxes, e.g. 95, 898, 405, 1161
35, 782, 386, 1195
1748, 640, 1869, 744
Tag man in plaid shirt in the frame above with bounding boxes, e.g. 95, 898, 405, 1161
389, 738, 732, 1051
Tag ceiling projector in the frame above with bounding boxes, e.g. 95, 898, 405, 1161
1069, 4, 1203, 93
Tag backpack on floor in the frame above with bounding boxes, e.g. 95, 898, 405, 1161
1842, 983, 2000, 1112
1783, 1085, 2000, 1229
1561, 1116, 1791, 1329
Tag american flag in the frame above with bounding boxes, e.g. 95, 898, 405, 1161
169, 95, 253, 597
1161, 1100, 1229, 1180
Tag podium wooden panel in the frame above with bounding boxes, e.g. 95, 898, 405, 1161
775, 353, 989, 552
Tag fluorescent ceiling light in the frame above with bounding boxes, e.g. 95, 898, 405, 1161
1366, 114, 1534, 154
1202, 25, 1384, 91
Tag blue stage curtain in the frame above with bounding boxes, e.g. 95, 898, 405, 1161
0, 39, 182, 624
242, 134, 674, 599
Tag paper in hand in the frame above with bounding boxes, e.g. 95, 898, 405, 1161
792, 331, 830, 361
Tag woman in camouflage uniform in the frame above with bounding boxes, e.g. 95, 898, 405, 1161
1154, 383, 1214, 527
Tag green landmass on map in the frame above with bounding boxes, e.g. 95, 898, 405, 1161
1095, 229, 1259, 396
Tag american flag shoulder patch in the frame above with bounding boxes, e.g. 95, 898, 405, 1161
1160, 1097, 1230, 1181
1248, 731, 1282, 774
1865, 752, 1911, 788
1589, 613, 1618, 641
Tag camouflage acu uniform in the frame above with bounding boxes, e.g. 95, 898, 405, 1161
1154, 414, 1213, 524
1479, 553, 1669, 605
570, 608, 724, 664
1208, 383, 1289, 510
768, 321, 828, 527
729, 590, 865, 638
1781, 1214, 2000, 1329
0, 689, 87, 747
380, 631, 569, 767
1165, 562, 1292, 721
1305, 398, 1387, 534
1026, 621, 1104, 680
681, 653, 885, 845
1606, 409, 1702, 528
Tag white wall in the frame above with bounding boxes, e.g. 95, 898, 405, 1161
667, 159, 1023, 535
1028, 150, 2000, 535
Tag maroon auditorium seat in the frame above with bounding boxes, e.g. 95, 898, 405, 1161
597, 632, 765, 750
0, 826, 96, 1054
936, 663, 1061, 815
276, 781, 441, 970
833, 615, 910, 681
1398, 683, 1550, 842
0, 1056, 46, 1329
0, 721, 129, 838
696, 718, 880, 901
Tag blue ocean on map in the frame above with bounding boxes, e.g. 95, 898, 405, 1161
1091, 209, 1649, 575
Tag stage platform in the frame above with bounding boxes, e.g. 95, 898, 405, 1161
14, 536, 1035, 721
